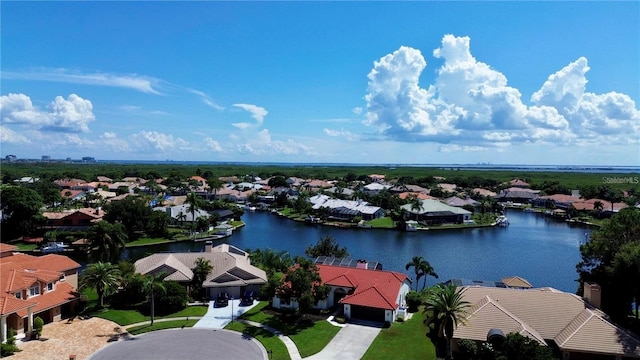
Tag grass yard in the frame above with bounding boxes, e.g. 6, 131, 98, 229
225, 322, 291, 360
237, 301, 340, 357
361, 310, 436, 360
127, 319, 199, 335
366, 217, 395, 228
289, 320, 340, 357
84, 287, 208, 325
12, 241, 38, 251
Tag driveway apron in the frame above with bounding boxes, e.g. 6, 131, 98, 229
304, 323, 381, 360
194, 299, 259, 329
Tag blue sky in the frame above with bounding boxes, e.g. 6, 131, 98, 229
1, 1, 639, 165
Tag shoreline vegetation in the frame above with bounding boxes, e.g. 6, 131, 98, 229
3, 162, 632, 254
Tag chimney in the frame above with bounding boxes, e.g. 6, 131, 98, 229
204, 241, 212, 253
583, 282, 601, 309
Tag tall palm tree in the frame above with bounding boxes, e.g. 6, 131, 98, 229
419, 260, 439, 290
87, 221, 127, 263
410, 196, 422, 221
142, 273, 166, 325
185, 192, 202, 234
424, 284, 470, 360
80, 262, 121, 308
406, 256, 427, 291
207, 177, 223, 200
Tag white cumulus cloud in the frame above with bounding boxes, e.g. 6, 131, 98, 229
237, 129, 314, 156
204, 137, 223, 152
131, 131, 190, 151
0, 125, 30, 144
0, 93, 95, 133
361, 34, 640, 151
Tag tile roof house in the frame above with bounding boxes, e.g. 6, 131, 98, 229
308, 194, 385, 220
134, 242, 267, 299
455, 285, 640, 359
0, 246, 80, 341
272, 261, 411, 324
40, 208, 105, 230
400, 199, 472, 224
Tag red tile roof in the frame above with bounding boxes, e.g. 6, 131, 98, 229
16, 282, 77, 317
317, 265, 407, 310
0, 243, 19, 253
0, 294, 37, 316
3, 253, 80, 274
1, 253, 80, 317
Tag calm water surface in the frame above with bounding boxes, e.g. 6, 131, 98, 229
122, 209, 591, 293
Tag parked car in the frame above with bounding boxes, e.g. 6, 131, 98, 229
240, 291, 254, 306
215, 292, 230, 307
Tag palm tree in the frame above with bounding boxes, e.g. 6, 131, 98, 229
593, 200, 604, 214
80, 262, 121, 308
191, 257, 213, 300
410, 196, 422, 221
142, 273, 166, 325
207, 177, 223, 200
419, 260, 439, 290
424, 284, 470, 360
185, 192, 203, 232
406, 256, 427, 291
87, 221, 127, 263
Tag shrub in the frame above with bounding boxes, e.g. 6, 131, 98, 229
405, 291, 423, 312
1, 328, 20, 356
152, 281, 188, 315
33, 316, 44, 339
456, 339, 478, 360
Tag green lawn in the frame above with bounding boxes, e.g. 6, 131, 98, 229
289, 320, 340, 357
366, 217, 395, 228
236, 301, 340, 357
13, 241, 38, 251
361, 310, 436, 360
225, 322, 291, 360
127, 319, 198, 335
90, 306, 208, 325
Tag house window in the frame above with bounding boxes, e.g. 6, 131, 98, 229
14, 292, 21, 299
29, 285, 40, 297
47, 282, 54, 291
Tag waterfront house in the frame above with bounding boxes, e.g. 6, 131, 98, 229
308, 194, 385, 220
531, 194, 581, 210
153, 204, 210, 225
400, 199, 472, 224
40, 208, 105, 231
454, 284, 640, 359
0, 244, 80, 342
272, 258, 411, 324
495, 187, 540, 204
134, 242, 267, 300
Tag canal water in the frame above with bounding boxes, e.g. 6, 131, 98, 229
121, 209, 592, 294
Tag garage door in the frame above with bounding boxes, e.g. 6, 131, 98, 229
350, 305, 385, 323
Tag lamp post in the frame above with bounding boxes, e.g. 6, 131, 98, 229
231, 296, 234, 323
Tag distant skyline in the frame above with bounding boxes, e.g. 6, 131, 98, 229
1, 2, 639, 165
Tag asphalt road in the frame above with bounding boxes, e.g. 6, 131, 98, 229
87, 328, 267, 360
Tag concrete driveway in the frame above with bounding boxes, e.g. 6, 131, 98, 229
88, 328, 267, 360
304, 323, 381, 360
193, 299, 259, 329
